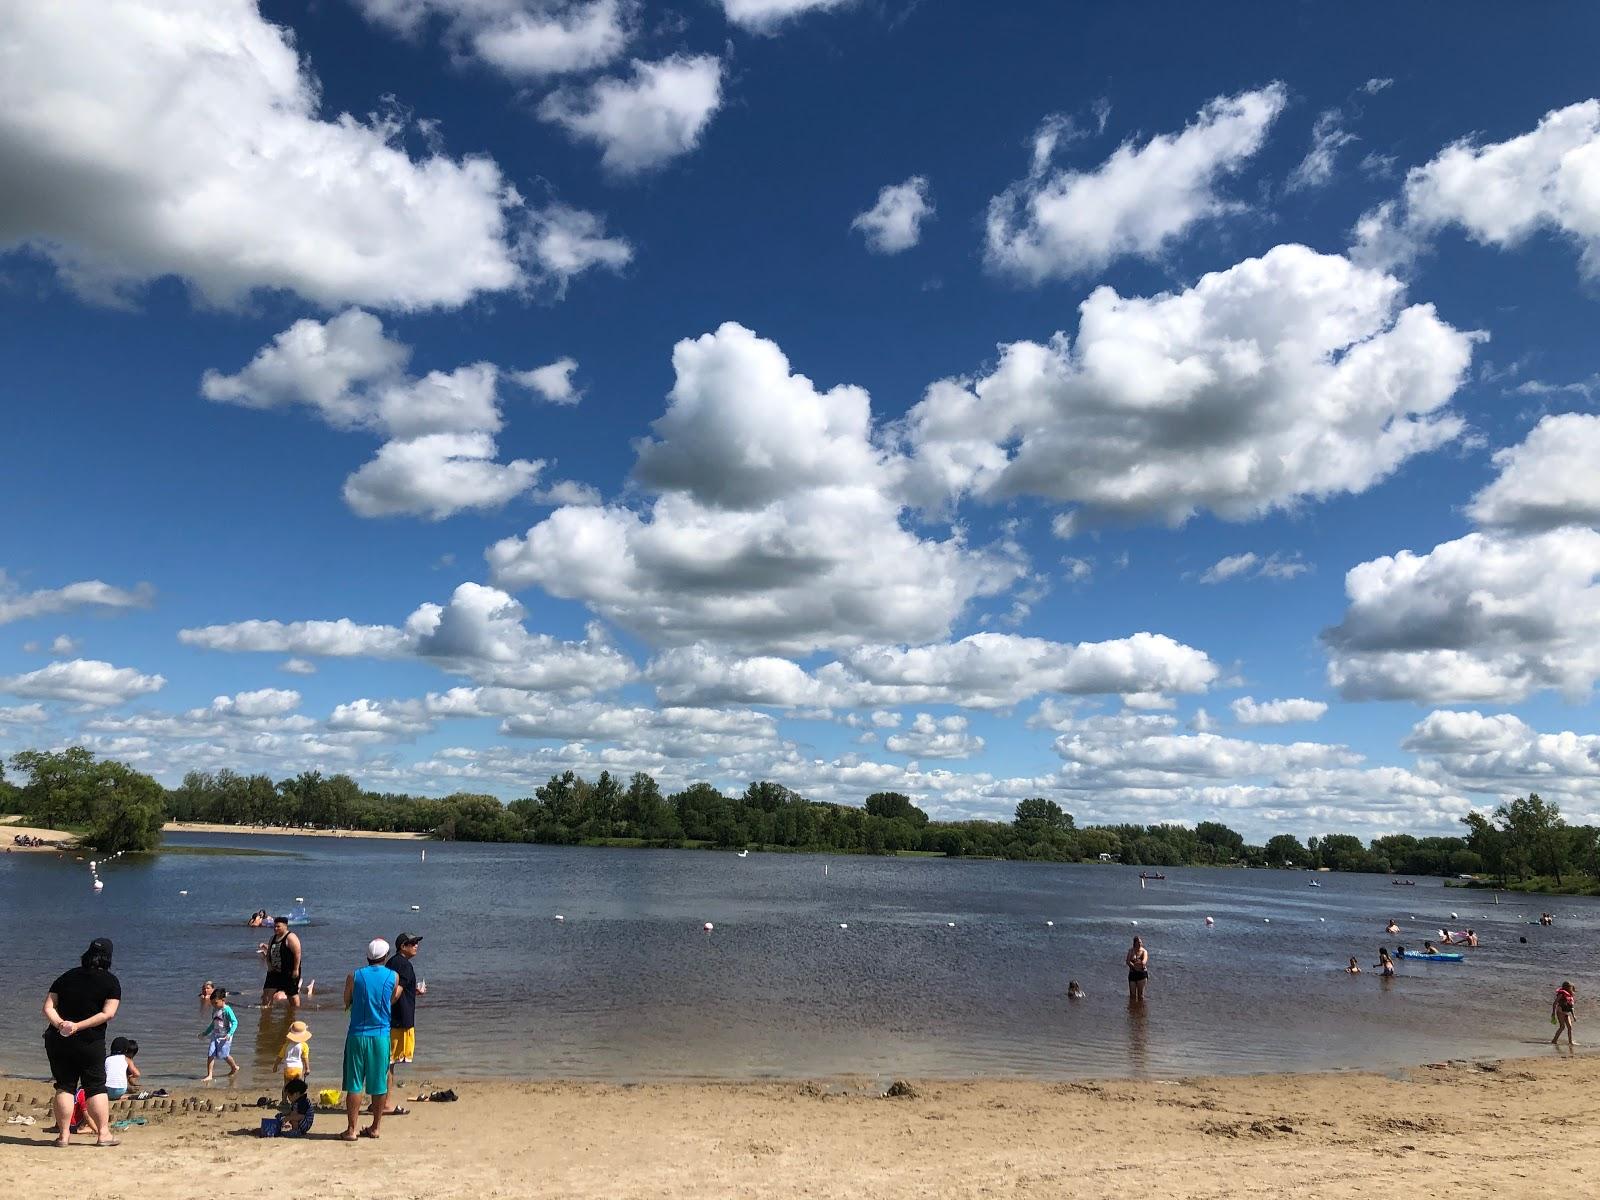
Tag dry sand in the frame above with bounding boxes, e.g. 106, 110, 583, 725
0, 820, 74, 853
1, 1054, 1595, 1198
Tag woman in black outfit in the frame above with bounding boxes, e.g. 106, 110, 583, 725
42, 937, 122, 1147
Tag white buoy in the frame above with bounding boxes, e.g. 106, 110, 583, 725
555, 914, 565, 922
93, 879, 104, 890
1451, 912, 1458, 920
703, 922, 714, 932
1130, 920, 1139, 926
179, 890, 188, 896
839, 923, 848, 929
90, 861, 97, 870
1319, 918, 1325, 922
410, 905, 421, 911
1046, 920, 1054, 927
295, 896, 305, 903
1205, 916, 1214, 925
1263, 918, 1271, 923
947, 921, 956, 928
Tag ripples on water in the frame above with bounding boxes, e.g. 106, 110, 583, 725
2, 836, 1592, 1086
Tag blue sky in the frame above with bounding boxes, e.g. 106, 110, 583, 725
3, 0, 1599, 839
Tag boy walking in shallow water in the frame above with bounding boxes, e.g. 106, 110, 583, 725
201, 988, 239, 1079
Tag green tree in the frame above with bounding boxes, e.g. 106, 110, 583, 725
1013, 797, 1071, 831
1496, 793, 1567, 884
864, 792, 928, 826
8, 749, 165, 852
1263, 833, 1310, 868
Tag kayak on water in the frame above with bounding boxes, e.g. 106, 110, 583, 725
1400, 951, 1465, 962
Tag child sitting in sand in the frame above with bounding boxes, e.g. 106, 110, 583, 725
274, 1019, 312, 1084
200, 988, 239, 1080
263, 1078, 314, 1138
1346, 957, 1361, 974
1067, 980, 1086, 999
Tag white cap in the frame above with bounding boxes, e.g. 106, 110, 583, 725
367, 938, 390, 961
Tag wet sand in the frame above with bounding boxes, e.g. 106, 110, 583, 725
1, 1053, 1595, 1197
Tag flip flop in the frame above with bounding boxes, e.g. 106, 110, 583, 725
386, 1106, 410, 1116
358, 1127, 380, 1139
94, 1138, 122, 1147
339, 1131, 360, 1142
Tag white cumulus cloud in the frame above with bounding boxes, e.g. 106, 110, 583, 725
1, 658, 165, 707
852, 177, 933, 254
1467, 412, 1600, 531
720, 0, 853, 33
985, 85, 1286, 282
0, 0, 625, 309
514, 358, 582, 404
885, 713, 984, 760
901, 244, 1476, 527
0, 574, 152, 626
538, 55, 723, 175
1230, 696, 1329, 725
355, 1, 632, 78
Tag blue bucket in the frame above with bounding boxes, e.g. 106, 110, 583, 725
259, 1117, 279, 1138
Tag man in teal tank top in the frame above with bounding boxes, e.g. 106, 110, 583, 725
340, 938, 402, 1141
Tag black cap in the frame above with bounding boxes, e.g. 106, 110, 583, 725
395, 932, 423, 947
88, 937, 113, 957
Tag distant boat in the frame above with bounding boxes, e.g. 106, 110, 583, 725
1308, 881, 1321, 887
1139, 872, 1165, 881
1391, 880, 1416, 887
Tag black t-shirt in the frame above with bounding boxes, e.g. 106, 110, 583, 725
387, 953, 417, 1029
48, 966, 121, 1042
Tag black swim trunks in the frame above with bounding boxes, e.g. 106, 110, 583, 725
264, 970, 301, 996
1128, 969, 1149, 982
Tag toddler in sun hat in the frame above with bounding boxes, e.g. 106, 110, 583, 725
275, 1018, 313, 1085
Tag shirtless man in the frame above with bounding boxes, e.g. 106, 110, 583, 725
260, 916, 303, 1010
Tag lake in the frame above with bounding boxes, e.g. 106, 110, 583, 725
1, 834, 1591, 1089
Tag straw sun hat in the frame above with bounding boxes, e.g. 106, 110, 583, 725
285, 1021, 312, 1044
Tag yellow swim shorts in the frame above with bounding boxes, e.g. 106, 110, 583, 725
390, 1027, 415, 1064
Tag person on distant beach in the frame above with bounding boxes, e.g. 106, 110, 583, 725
1346, 957, 1362, 974
275, 1020, 313, 1085
1067, 980, 1086, 1000
260, 916, 303, 1011
341, 939, 402, 1141
1385, 920, 1399, 935
1125, 936, 1149, 1002
1376, 948, 1396, 977
1551, 981, 1577, 1048
200, 988, 239, 1080
42, 937, 122, 1147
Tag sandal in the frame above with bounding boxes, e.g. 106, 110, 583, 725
95, 1138, 122, 1147
386, 1106, 410, 1116
358, 1127, 380, 1139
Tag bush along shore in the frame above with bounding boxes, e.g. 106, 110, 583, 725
3, 749, 1594, 890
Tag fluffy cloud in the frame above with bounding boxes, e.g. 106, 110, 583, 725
538, 55, 723, 175
180, 582, 634, 693
852, 177, 933, 254
203, 310, 543, 519
1, 659, 165, 707
1357, 99, 1600, 277
1197, 552, 1309, 584
192, 689, 303, 719
1467, 413, 1600, 531
885, 713, 984, 759
985, 85, 1286, 281
0, 0, 627, 309
0, 574, 152, 626
355, 1, 631, 78
720, 0, 852, 32
645, 631, 1216, 711
515, 358, 582, 404
1230, 696, 1329, 725
489, 322, 1022, 654
1325, 528, 1600, 702
901, 244, 1476, 526
1405, 710, 1600, 811
0, 703, 48, 724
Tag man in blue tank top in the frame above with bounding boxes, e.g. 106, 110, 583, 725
340, 938, 402, 1141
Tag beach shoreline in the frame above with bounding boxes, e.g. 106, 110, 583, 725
161, 821, 426, 842
1, 1052, 1596, 1196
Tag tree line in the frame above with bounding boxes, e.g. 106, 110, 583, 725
3, 749, 1597, 890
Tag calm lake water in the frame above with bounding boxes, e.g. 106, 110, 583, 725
1, 834, 1592, 1088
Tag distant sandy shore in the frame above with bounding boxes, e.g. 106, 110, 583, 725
1, 1053, 1596, 1197
0, 818, 75, 853
161, 821, 426, 842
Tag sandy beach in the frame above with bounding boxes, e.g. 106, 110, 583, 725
0, 820, 73, 853
0, 1053, 1594, 1197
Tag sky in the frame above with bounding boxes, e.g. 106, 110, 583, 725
2, 0, 1599, 841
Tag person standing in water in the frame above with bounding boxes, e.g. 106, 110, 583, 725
1126, 936, 1149, 1002
1551, 981, 1577, 1048
1376, 947, 1396, 977
260, 916, 303, 1010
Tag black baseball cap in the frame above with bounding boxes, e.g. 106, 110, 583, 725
395, 932, 423, 947
87, 937, 113, 957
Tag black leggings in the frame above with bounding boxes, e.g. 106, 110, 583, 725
45, 1031, 108, 1096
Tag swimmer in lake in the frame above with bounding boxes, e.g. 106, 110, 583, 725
1068, 980, 1086, 1000
1422, 940, 1440, 955
199, 980, 214, 1002
1385, 920, 1399, 935
1376, 948, 1396, 977
1346, 957, 1362, 974
1465, 929, 1478, 947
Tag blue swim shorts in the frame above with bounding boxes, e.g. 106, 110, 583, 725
341, 1034, 390, 1096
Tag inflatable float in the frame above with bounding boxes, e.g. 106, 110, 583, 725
1400, 950, 1464, 962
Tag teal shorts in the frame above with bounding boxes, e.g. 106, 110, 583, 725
341, 1034, 390, 1096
